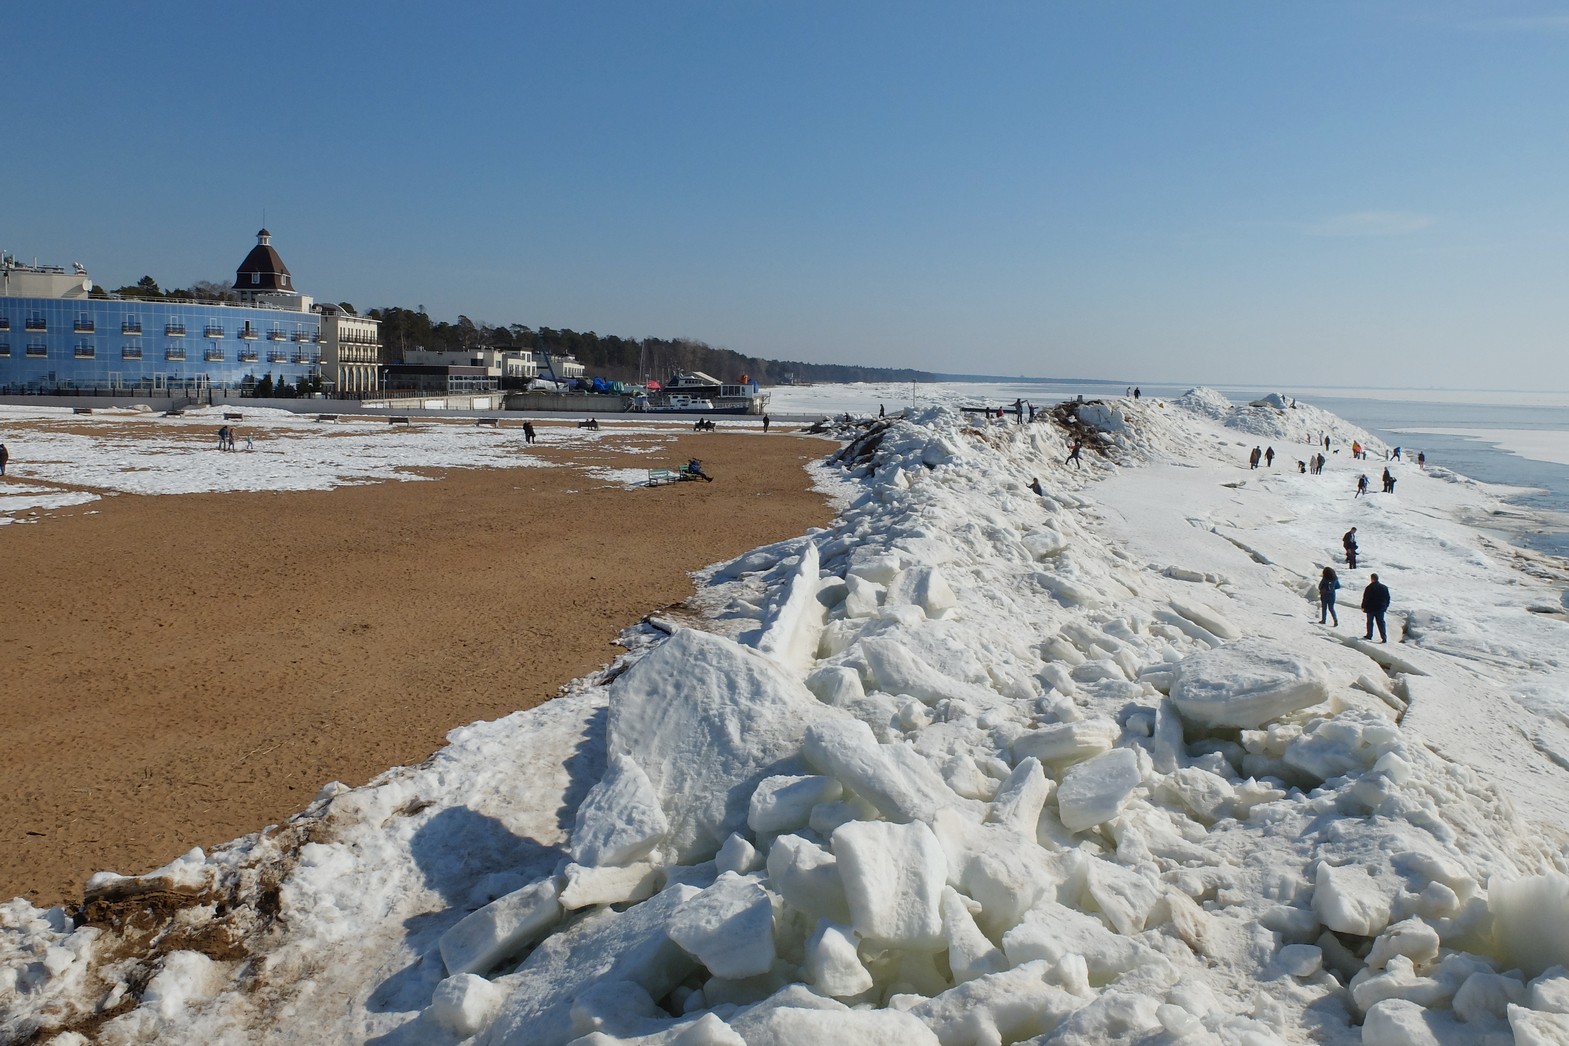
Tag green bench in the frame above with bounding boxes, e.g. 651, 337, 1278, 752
647, 468, 677, 486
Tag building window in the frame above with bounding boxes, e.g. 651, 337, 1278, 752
166, 347, 186, 361
122, 316, 142, 335
75, 344, 96, 359
251, 273, 260, 285
122, 345, 143, 360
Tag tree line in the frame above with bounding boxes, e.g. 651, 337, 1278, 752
364, 306, 933, 386
95, 276, 933, 386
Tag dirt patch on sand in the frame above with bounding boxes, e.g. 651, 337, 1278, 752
0, 423, 836, 906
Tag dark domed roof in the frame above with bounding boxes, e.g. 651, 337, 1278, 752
233, 229, 294, 293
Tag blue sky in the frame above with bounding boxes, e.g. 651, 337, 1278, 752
10, 3, 1569, 388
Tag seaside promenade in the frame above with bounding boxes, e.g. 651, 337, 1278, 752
0, 415, 835, 906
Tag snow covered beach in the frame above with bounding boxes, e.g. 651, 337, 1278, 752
6, 390, 1569, 1044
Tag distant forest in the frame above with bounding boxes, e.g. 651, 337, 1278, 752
364, 306, 934, 387
102, 274, 933, 386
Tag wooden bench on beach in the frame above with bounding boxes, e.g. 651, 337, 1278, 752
647, 468, 677, 487
72, 407, 93, 415
475, 417, 500, 428
223, 412, 244, 421
315, 414, 339, 423
388, 416, 410, 425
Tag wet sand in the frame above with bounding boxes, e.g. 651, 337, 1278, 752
0, 423, 835, 906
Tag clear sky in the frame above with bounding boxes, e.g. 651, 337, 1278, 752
9, 2, 1569, 389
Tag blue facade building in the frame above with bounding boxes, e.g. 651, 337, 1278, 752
0, 231, 321, 396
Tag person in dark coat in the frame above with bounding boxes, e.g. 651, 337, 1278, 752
523, 421, 537, 444
1343, 527, 1358, 570
1318, 566, 1340, 626
0, 442, 8, 477
1249, 446, 1261, 469
1362, 573, 1391, 643
1355, 473, 1369, 498
1265, 446, 1275, 467
1382, 467, 1393, 493
1065, 440, 1083, 468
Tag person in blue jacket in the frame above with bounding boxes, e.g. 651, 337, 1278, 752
1318, 567, 1340, 626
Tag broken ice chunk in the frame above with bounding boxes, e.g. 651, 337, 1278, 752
1055, 749, 1142, 833
668, 873, 777, 979
748, 775, 844, 835
1170, 639, 1330, 729
440, 876, 563, 977
570, 752, 669, 868
831, 820, 947, 948
1313, 861, 1394, 938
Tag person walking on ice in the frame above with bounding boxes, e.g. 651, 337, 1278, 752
1355, 473, 1370, 497
1318, 567, 1340, 626
1362, 573, 1391, 643
0, 442, 8, 477
1343, 527, 1358, 570
1065, 440, 1083, 468
1265, 446, 1275, 467
1248, 446, 1261, 469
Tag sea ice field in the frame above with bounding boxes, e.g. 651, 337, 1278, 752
4, 386, 1569, 1044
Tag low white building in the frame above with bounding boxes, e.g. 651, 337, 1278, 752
401, 347, 540, 384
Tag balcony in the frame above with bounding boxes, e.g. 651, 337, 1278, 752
75, 320, 95, 333
204, 349, 225, 362
122, 348, 143, 360
74, 345, 96, 359
238, 350, 259, 362
165, 348, 186, 361
25, 319, 47, 332
165, 324, 186, 336
267, 329, 287, 341
204, 325, 224, 338
121, 321, 143, 335
238, 326, 259, 340
0, 344, 9, 357
268, 350, 289, 363
27, 345, 48, 357
0, 318, 9, 331
292, 330, 309, 342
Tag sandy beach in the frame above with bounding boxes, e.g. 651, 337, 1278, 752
0, 419, 835, 906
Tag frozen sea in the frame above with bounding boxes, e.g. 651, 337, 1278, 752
769, 380, 1569, 558
6, 388, 1569, 1044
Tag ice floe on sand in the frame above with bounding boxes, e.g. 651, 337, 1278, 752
6, 390, 1569, 1045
